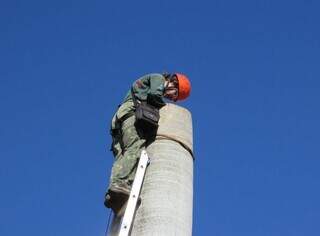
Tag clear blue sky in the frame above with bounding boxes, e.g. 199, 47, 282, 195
1, 0, 320, 235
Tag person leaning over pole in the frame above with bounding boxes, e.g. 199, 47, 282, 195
104, 72, 191, 213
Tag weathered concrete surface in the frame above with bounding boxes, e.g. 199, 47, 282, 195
131, 104, 193, 236
109, 104, 193, 236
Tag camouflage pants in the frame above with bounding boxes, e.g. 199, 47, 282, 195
109, 114, 146, 190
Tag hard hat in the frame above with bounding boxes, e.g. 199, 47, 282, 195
175, 73, 191, 101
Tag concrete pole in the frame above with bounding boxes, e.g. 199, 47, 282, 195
109, 104, 193, 236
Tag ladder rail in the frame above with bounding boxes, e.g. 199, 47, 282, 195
118, 150, 149, 236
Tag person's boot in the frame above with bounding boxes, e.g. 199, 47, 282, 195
104, 184, 131, 214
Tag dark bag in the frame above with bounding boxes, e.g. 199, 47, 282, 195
131, 89, 160, 132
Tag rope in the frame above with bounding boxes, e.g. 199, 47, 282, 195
105, 209, 113, 236
156, 133, 194, 160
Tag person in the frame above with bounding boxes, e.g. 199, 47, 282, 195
104, 72, 191, 213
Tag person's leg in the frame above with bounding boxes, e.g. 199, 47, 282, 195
112, 115, 146, 189
108, 134, 125, 189
108, 113, 124, 187
105, 115, 145, 212
105, 114, 128, 210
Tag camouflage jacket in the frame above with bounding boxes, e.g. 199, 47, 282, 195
111, 73, 166, 130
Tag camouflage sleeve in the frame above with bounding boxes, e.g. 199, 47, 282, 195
147, 74, 166, 107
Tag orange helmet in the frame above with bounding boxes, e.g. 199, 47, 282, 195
175, 73, 191, 101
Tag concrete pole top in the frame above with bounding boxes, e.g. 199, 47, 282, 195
156, 103, 193, 157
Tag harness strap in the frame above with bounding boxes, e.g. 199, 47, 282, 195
118, 112, 135, 123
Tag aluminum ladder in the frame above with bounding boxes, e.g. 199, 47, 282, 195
117, 150, 150, 236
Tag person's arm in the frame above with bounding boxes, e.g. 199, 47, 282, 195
147, 74, 166, 107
